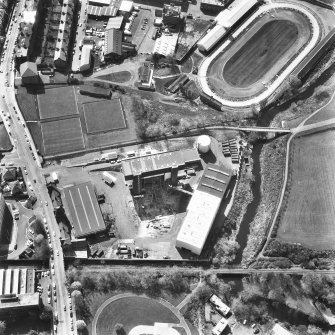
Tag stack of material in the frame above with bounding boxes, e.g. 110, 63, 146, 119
222, 140, 230, 156
229, 139, 240, 164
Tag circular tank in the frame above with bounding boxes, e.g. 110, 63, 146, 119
197, 135, 211, 153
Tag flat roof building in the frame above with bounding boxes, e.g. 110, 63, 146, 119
176, 163, 232, 255
118, 0, 133, 13
80, 44, 92, 72
272, 324, 292, 335
89, 0, 111, 5
153, 33, 179, 57
63, 182, 106, 238
106, 16, 124, 30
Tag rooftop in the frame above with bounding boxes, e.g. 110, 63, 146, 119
63, 182, 106, 238
122, 149, 200, 177
104, 28, 122, 55
87, 4, 118, 16
153, 33, 179, 57
118, 0, 133, 12
106, 16, 123, 30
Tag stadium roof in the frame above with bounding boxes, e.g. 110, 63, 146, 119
106, 16, 124, 30
197, 24, 227, 52
87, 5, 118, 16
122, 149, 200, 178
118, 0, 133, 12
63, 182, 106, 238
176, 163, 232, 255
153, 33, 179, 57
104, 28, 123, 55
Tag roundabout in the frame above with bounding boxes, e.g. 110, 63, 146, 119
198, 2, 321, 110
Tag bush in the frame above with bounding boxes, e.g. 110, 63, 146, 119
70, 281, 82, 292
76, 320, 87, 331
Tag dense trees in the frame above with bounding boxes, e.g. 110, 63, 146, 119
39, 305, 53, 321
0, 321, 5, 335
76, 320, 87, 331
70, 281, 82, 292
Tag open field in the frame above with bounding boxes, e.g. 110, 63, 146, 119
41, 117, 85, 155
96, 296, 180, 335
223, 20, 298, 88
206, 8, 312, 100
16, 87, 40, 121
0, 124, 12, 151
277, 130, 335, 249
83, 98, 126, 134
37, 86, 78, 119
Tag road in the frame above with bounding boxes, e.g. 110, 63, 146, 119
0, 2, 74, 334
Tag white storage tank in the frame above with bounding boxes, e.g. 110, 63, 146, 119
197, 135, 211, 153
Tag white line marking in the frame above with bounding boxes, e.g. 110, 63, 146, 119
86, 185, 100, 228
78, 187, 91, 230
68, 190, 83, 233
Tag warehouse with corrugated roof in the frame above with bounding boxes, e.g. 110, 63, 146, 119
176, 163, 232, 255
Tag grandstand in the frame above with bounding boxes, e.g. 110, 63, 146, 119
292, 28, 335, 80
197, 0, 260, 53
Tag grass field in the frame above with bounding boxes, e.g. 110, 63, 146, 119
83, 98, 126, 134
41, 117, 84, 155
223, 20, 298, 88
37, 86, 78, 119
0, 124, 12, 151
96, 296, 180, 335
16, 87, 39, 121
97, 71, 132, 83
277, 130, 335, 249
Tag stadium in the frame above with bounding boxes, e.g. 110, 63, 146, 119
197, 0, 323, 110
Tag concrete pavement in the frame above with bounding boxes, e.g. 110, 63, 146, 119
0, 1, 74, 334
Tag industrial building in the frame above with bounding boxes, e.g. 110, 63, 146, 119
87, 4, 118, 17
153, 33, 179, 57
63, 182, 106, 238
80, 44, 92, 72
106, 16, 124, 30
176, 163, 232, 255
272, 324, 292, 335
122, 149, 201, 195
0, 193, 13, 245
104, 28, 122, 57
162, 4, 182, 31
118, 0, 133, 13
0, 268, 39, 314
200, 0, 227, 13
197, 0, 260, 53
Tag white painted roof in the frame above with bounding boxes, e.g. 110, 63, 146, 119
22, 10, 36, 24
153, 33, 178, 57
119, 0, 133, 12
176, 190, 221, 255
197, 24, 226, 52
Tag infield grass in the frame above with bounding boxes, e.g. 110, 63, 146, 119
277, 130, 335, 249
96, 296, 179, 335
223, 20, 298, 88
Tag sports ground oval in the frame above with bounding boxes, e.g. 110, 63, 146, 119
198, 3, 321, 109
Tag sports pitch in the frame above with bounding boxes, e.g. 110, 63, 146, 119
206, 8, 312, 100
96, 296, 180, 335
277, 130, 335, 250
37, 86, 78, 119
41, 117, 84, 155
83, 98, 126, 134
